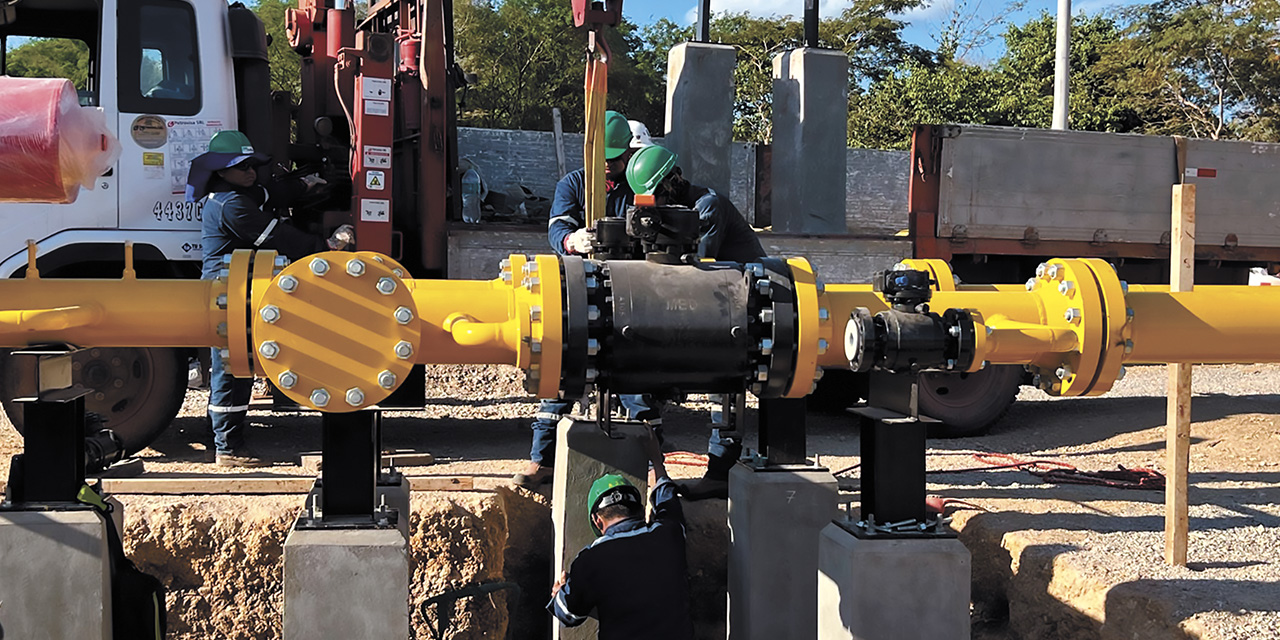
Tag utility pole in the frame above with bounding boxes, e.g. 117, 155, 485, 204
1052, 0, 1071, 129
698, 0, 710, 42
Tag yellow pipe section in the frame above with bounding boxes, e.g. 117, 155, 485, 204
1126, 288, 1280, 364
0, 279, 224, 348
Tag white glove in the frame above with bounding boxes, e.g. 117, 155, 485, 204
565, 228, 593, 255
301, 173, 327, 190
327, 224, 355, 250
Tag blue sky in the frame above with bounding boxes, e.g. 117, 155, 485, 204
627, 0, 1130, 62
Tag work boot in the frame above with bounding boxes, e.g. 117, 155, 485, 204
216, 449, 269, 468
512, 461, 553, 488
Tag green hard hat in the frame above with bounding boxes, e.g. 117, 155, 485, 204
625, 144, 678, 195
604, 111, 632, 160
587, 473, 642, 535
208, 130, 257, 155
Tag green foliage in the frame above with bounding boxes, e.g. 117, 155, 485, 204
1100, 0, 1280, 140
5, 38, 90, 89
848, 60, 1007, 150
996, 12, 1141, 132
453, 0, 660, 132
252, 0, 303, 101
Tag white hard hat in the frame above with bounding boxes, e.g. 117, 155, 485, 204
628, 120, 653, 148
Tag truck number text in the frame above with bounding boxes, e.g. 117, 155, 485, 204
153, 200, 203, 223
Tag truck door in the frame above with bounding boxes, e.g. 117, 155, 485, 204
115, 0, 237, 261
0, 0, 118, 271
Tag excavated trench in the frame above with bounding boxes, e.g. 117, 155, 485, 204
116, 488, 730, 640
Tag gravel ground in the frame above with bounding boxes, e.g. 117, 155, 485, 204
2, 363, 1279, 639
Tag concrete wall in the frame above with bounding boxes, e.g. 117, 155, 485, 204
457, 127, 907, 234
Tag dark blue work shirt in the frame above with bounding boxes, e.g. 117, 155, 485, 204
551, 477, 694, 640
199, 183, 324, 280
547, 168, 634, 255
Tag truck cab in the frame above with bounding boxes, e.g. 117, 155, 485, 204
0, 0, 243, 449
1, 0, 241, 277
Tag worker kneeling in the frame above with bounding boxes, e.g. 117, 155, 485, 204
549, 429, 694, 639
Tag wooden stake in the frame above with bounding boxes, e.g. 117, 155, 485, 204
1166, 183, 1195, 566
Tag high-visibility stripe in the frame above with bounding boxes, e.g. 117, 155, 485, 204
254, 218, 279, 247
208, 404, 249, 413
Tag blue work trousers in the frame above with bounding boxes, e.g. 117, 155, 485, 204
529, 395, 660, 466
207, 347, 253, 454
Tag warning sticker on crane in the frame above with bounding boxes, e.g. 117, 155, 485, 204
366, 170, 386, 190
364, 100, 390, 117
361, 199, 390, 222
363, 145, 392, 168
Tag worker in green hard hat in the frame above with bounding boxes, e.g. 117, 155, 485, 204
550, 428, 693, 639
514, 110, 662, 488
626, 143, 765, 263
188, 129, 351, 467
626, 143, 768, 499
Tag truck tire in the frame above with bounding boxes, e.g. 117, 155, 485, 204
0, 347, 187, 454
918, 365, 1024, 438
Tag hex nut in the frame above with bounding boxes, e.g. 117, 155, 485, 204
530, 306, 542, 322
278, 371, 298, 389
278, 276, 299, 293
1025, 278, 1037, 291
378, 370, 397, 389
394, 306, 414, 324
818, 338, 829, 354
310, 258, 330, 276
259, 341, 280, 360
346, 259, 367, 277
760, 338, 774, 355
818, 307, 830, 321
216, 293, 228, 309
587, 338, 599, 356
310, 389, 330, 407
376, 277, 397, 295
345, 387, 365, 406
394, 341, 414, 359
260, 305, 281, 324
1064, 308, 1082, 322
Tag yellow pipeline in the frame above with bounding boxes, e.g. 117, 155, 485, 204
7, 247, 1280, 408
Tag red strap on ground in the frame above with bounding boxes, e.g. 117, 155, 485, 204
663, 452, 708, 467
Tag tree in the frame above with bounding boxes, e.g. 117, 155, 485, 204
848, 59, 1007, 149
453, 0, 660, 131
995, 12, 1141, 133
1100, 0, 1280, 140
5, 38, 90, 90
253, 0, 303, 101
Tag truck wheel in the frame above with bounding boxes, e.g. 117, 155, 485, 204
0, 347, 187, 454
918, 365, 1024, 438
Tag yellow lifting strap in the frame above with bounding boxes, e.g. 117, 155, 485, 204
583, 37, 609, 229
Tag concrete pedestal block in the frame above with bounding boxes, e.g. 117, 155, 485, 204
0, 509, 112, 639
771, 47, 850, 234
283, 527, 409, 640
728, 463, 839, 640
666, 42, 737, 197
551, 418, 650, 640
818, 523, 971, 640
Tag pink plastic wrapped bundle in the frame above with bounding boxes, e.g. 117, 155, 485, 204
0, 77, 121, 203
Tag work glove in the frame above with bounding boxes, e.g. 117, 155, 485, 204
564, 228, 593, 255
300, 173, 328, 190
327, 224, 355, 250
